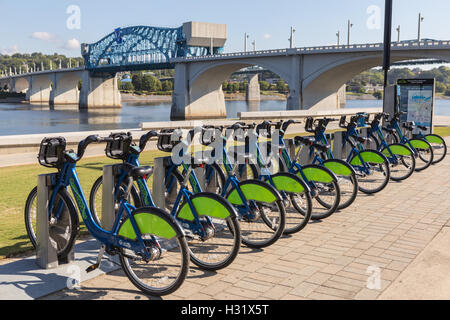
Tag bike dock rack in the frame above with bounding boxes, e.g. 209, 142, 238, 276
36, 174, 74, 269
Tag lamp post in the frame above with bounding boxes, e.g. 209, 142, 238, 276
347, 20, 353, 45
336, 31, 340, 46
418, 13, 424, 41
289, 27, 296, 48
396, 25, 401, 42
244, 33, 249, 52
252, 40, 256, 52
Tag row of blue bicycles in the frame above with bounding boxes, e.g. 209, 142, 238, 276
23, 110, 447, 296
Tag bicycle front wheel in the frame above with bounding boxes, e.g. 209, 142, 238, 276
424, 134, 447, 164
226, 180, 286, 248
350, 150, 391, 194
24, 187, 79, 259
409, 139, 434, 171
119, 207, 189, 297
176, 192, 241, 271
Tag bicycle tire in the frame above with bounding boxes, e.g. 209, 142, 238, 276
118, 206, 189, 296
89, 175, 141, 227
24, 187, 79, 260
424, 134, 447, 164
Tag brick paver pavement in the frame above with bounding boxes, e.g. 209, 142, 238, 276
41, 138, 450, 300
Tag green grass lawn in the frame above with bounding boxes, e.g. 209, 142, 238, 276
0, 149, 167, 259
0, 127, 448, 260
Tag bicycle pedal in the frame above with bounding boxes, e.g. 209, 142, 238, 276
86, 263, 100, 273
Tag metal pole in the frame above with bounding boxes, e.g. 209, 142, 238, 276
289, 27, 296, 48
336, 31, 340, 46
418, 13, 424, 41
396, 25, 400, 42
347, 20, 353, 45
252, 40, 256, 51
244, 33, 249, 52
383, 0, 393, 107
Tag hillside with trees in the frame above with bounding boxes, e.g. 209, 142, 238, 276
0, 53, 84, 73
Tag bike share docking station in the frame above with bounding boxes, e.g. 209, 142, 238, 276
36, 166, 117, 270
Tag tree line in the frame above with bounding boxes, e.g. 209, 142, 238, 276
347, 66, 450, 96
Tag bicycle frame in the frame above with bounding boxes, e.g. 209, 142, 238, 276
53, 160, 152, 260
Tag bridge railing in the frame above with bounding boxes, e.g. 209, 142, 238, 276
173, 39, 450, 63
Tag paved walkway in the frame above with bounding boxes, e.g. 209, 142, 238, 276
26, 138, 450, 300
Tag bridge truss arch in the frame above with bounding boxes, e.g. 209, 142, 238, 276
82, 25, 210, 72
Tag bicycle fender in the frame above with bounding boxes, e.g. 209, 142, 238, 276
118, 207, 183, 240
409, 139, 431, 150
382, 143, 413, 157
424, 134, 445, 145
350, 150, 385, 166
301, 165, 337, 183
322, 159, 355, 177
177, 192, 237, 221
227, 180, 281, 205
271, 172, 311, 194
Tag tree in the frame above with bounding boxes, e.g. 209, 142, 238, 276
162, 80, 173, 92
445, 87, 450, 97
276, 80, 287, 93
435, 82, 446, 93
132, 74, 144, 91
122, 82, 134, 91
259, 81, 270, 91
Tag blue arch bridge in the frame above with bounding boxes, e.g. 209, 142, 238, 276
2, 21, 450, 120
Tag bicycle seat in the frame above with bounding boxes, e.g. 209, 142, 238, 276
350, 135, 370, 144
294, 136, 315, 146
417, 125, 428, 131
126, 165, 154, 180
402, 122, 415, 131
382, 127, 395, 134
312, 143, 331, 153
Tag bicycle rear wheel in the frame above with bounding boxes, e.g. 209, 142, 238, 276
119, 207, 189, 297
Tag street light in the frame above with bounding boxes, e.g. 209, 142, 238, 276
244, 33, 249, 52
289, 27, 296, 48
347, 20, 353, 45
418, 13, 424, 41
396, 25, 401, 42
252, 40, 256, 52
336, 31, 340, 46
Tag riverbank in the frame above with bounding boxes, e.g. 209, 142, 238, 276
121, 92, 288, 102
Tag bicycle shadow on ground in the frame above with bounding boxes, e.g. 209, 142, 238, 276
0, 239, 120, 300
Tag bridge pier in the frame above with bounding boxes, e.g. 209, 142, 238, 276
246, 74, 260, 102
79, 72, 121, 109
171, 63, 226, 120
30, 74, 53, 104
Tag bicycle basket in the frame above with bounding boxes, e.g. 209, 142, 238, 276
38, 137, 67, 168
201, 126, 222, 146
256, 122, 272, 138
106, 133, 134, 160
157, 129, 183, 153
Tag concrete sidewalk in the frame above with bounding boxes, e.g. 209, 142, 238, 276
31, 137, 450, 301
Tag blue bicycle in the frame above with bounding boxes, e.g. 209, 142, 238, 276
336, 114, 391, 194
89, 131, 241, 271
382, 112, 434, 171
27, 135, 189, 296
165, 124, 287, 249
361, 112, 416, 181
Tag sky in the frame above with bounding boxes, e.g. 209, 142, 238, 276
1, 0, 450, 58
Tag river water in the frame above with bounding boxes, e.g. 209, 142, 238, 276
0, 98, 449, 136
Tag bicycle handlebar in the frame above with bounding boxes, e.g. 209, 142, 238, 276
139, 131, 159, 151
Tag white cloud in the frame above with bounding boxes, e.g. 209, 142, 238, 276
1, 45, 19, 55
63, 38, 81, 51
31, 32, 56, 42
263, 34, 272, 39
